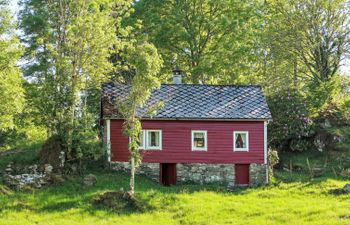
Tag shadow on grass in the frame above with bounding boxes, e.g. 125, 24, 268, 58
4, 169, 344, 216
1, 170, 251, 216
39, 200, 79, 212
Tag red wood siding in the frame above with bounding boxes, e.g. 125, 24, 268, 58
110, 119, 264, 164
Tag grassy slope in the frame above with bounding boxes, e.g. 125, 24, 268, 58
1, 170, 350, 225
1, 148, 350, 225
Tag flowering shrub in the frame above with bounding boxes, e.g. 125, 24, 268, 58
267, 89, 314, 151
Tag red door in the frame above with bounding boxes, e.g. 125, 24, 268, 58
160, 163, 177, 186
235, 164, 250, 186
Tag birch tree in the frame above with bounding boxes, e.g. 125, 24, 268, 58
116, 41, 162, 195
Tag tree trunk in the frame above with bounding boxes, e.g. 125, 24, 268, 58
129, 156, 135, 195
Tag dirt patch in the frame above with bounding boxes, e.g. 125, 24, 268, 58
339, 215, 350, 220
39, 136, 64, 169
329, 188, 350, 195
93, 191, 149, 213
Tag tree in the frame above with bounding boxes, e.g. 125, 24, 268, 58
0, 1, 24, 132
262, 0, 350, 88
264, 0, 350, 113
130, 0, 263, 84
116, 41, 163, 195
19, 0, 120, 158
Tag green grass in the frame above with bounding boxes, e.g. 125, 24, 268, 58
1, 169, 350, 225
1, 147, 350, 224
0, 143, 42, 169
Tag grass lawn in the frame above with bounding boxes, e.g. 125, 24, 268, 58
1, 168, 350, 225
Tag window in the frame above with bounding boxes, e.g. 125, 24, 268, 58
192, 130, 207, 151
233, 131, 249, 151
130, 130, 161, 150
146, 130, 162, 150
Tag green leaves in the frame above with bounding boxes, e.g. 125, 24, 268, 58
0, 2, 24, 131
131, 0, 262, 84
18, 0, 133, 159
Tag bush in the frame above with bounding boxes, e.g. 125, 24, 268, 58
312, 80, 350, 152
268, 148, 279, 178
267, 89, 313, 151
73, 129, 103, 161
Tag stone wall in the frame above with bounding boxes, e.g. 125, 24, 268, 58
250, 163, 268, 186
110, 162, 267, 187
110, 162, 160, 182
177, 163, 235, 187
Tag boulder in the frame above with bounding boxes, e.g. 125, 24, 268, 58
83, 174, 97, 187
343, 184, 350, 193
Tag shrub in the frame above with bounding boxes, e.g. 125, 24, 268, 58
313, 82, 350, 152
267, 89, 313, 151
73, 129, 103, 161
268, 148, 279, 178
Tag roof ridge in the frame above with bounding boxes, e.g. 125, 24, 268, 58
160, 83, 261, 88
102, 82, 261, 88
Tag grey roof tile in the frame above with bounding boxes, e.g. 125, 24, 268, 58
101, 83, 272, 120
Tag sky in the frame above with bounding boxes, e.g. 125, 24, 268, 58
6, 0, 350, 76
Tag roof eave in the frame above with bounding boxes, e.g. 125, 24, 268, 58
101, 116, 272, 122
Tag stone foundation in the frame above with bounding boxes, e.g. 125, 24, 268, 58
110, 162, 267, 187
110, 162, 160, 182
177, 164, 235, 186
249, 163, 268, 186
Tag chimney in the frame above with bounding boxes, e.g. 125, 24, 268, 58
172, 66, 182, 84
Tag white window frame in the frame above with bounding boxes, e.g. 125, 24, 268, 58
191, 130, 207, 151
233, 131, 249, 152
145, 130, 162, 150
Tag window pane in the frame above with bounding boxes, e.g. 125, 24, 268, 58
148, 131, 160, 147
235, 133, 247, 148
194, 132, 205, 148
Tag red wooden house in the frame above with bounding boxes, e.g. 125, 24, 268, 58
101, 69, 272, 187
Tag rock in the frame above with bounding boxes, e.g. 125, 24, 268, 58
5, 167, 13, 173
5, 162, 14, 174
83, 174, 97, 186
329, 183, 350, 195
2, 163, 60, 190
343, 184, 350, 193
51, 174, 65, 184
28, 164, 38, 174
59, 151, 65, 168
3, 173, 46, 190
44, 164, 53, 174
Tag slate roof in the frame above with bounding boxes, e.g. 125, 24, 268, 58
101, 83, 272, 120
